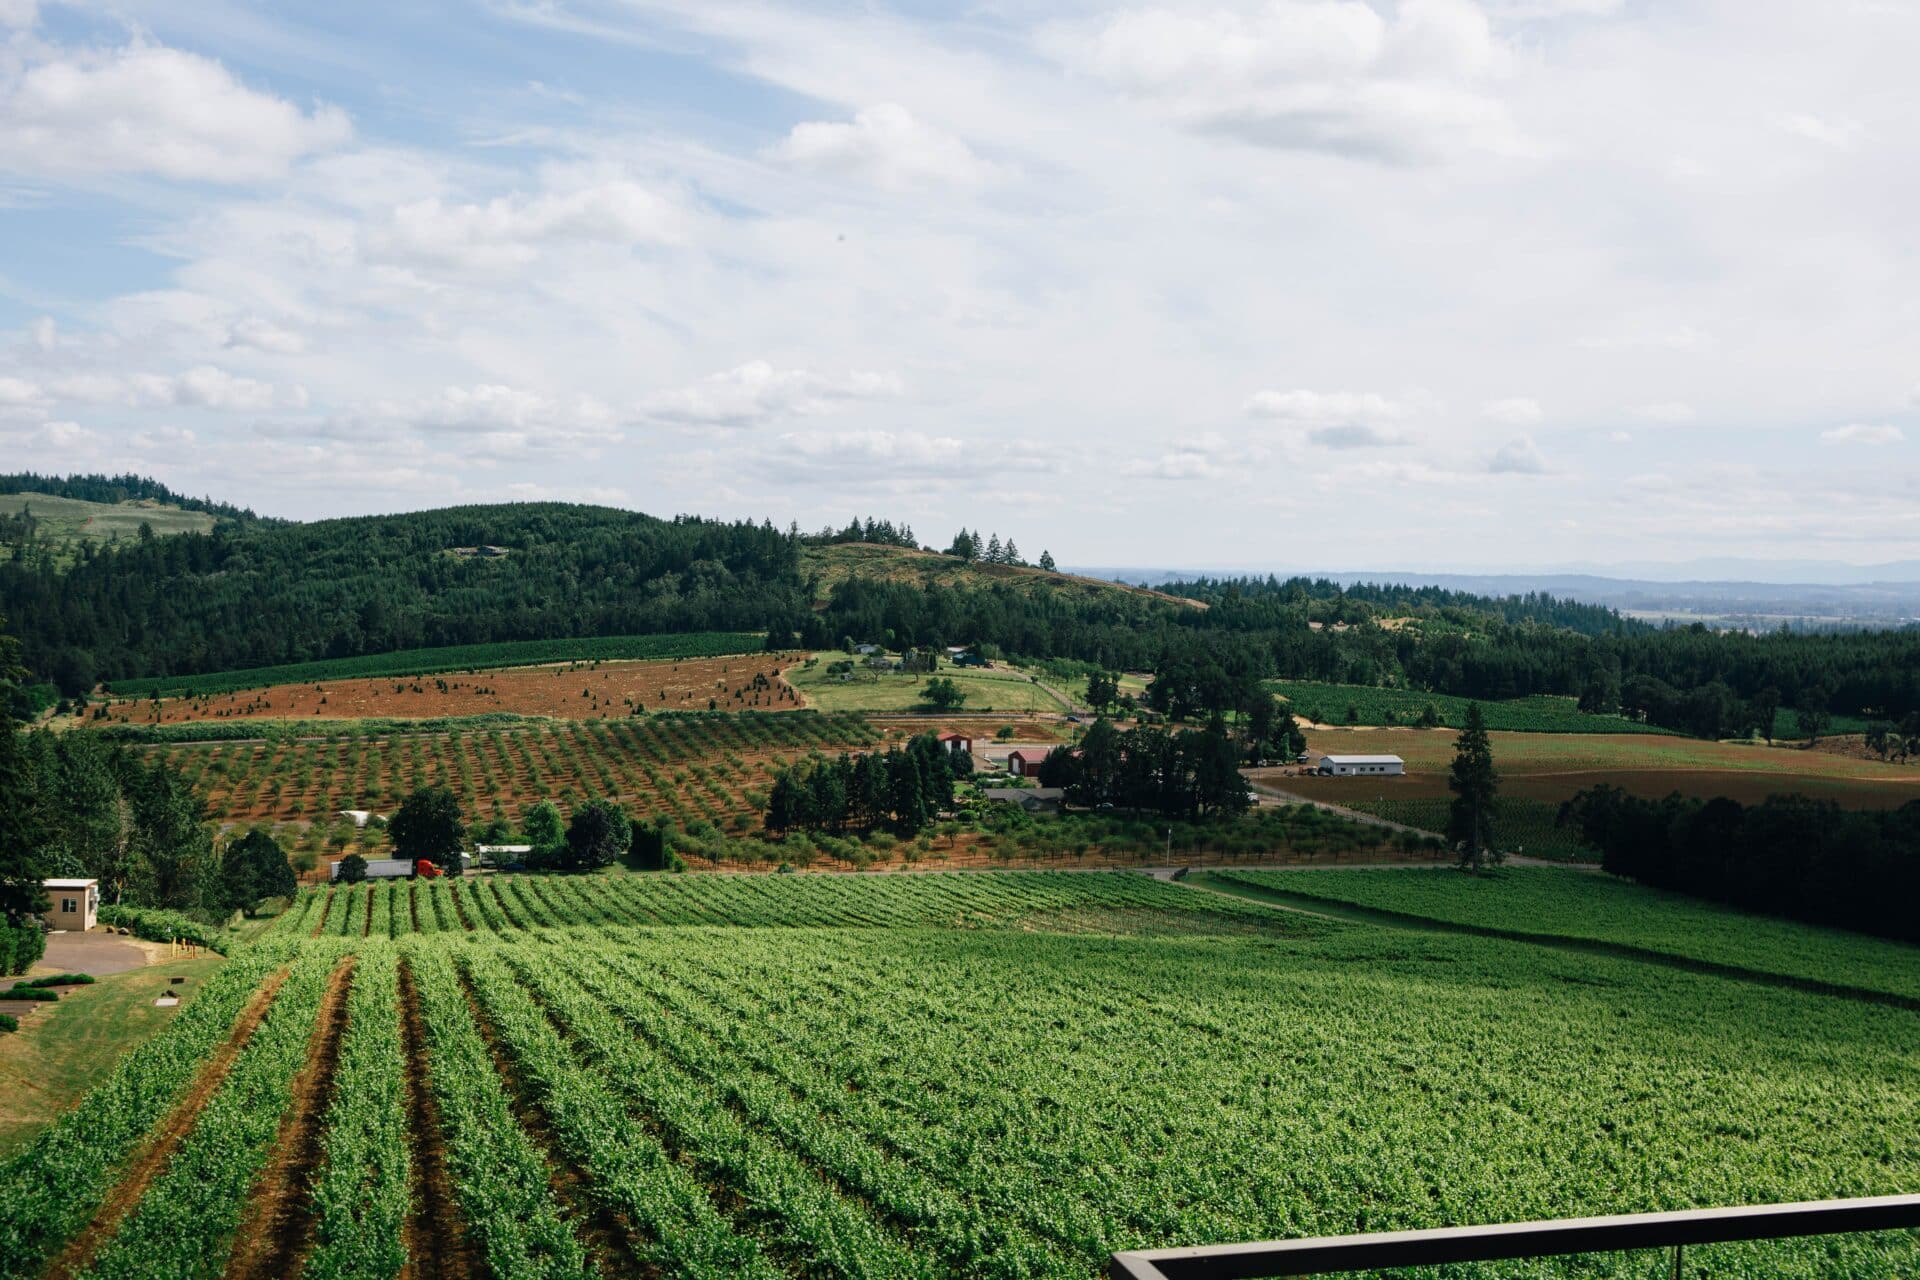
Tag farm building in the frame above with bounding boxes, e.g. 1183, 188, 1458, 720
982, 787, 1065, 813
1318, 754, 1405, 777
1007, 749, 1046, 778
937, 732, 974, 755
41, 878, 99, 930
337, 809, 382, 827
854, 643, 883, 656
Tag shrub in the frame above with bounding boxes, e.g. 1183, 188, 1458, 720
0, 1013, 17, 1033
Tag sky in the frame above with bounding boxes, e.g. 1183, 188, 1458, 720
0, 0, 1916, 571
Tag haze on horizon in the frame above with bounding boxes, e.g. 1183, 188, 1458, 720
1, 0, 1915, 570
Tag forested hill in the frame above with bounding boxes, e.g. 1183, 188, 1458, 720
1, 503, 806, 687
5, 484, 1920, 734
1159, 575, 1641, 637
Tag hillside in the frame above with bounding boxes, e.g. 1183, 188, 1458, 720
0, 492, 216, 564
802, 541, 1204, 610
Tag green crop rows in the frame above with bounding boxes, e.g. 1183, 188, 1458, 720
2, 872, 1915, 1279
1271, 681, 1667, 734
108, 632, 771, 699
1212, 866, 1920, 1003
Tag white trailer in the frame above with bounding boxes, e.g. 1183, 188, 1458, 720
331, 857, 414, 881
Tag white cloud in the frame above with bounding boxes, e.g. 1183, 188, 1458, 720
1820, 423, 1904, 446
26, 420, 97, 449
774, 104, 993, 190
758, 429, 1060, 484
225, 317, 307, 355
1482, 396, 1542, 426
1633, 401, 1695, 424
642, 361, 903, 429
130, 425, 197, 450
0, 376, 45, 411
1783, 113, 1861, 150
0, 1, 35, 31
27, 316, 56, 351
0, 45, 350, 183
1123, 432, 1244, 479
1056, 0, 1526, 164
38, 366, 284, 412
368, 180, 682, 269
1247, 388, 1406, 425
1575, 325, 1708, 351
1488, 435, 1550, 473
1607, 430, 1633, 444
1307, 424, 1411, 449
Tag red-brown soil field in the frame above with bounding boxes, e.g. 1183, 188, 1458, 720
103, 655, 806, 724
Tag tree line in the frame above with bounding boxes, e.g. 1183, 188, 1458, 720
1558, 785, 1920, 944
764, 733, 965, 836
1035, 718, 1252, 818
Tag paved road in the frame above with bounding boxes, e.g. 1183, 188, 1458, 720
38, 930, 154, 976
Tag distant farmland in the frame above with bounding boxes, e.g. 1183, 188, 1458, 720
1261, 728, 1920, 858
105, 632, 772, 700
158, 710, 873, 822
104, 652, 802, 723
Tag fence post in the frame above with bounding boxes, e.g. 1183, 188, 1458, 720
1670, 1243, 1684, 1279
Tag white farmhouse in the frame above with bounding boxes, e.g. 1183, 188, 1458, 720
1318, 754, 1405, 777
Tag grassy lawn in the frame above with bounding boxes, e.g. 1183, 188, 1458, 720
0, 955, 227, 1158
787, 658, 1070, 714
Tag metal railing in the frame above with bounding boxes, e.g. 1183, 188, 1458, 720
1110, 1194, 1920, 1279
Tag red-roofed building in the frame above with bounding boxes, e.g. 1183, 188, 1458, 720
937, 732, 974, 755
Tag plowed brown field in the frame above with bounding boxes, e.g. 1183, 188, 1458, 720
101, 655, 806, 724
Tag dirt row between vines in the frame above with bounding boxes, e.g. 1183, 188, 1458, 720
397, 961, 478, 1280
45, 966, 294, 1280
224, 958, 358, 1280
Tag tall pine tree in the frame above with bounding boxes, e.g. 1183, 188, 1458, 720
1446, 702, 1501, 870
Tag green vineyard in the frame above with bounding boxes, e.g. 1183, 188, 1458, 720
1, 872, 1914, 1279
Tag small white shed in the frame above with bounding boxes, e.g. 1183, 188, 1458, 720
42, 878, 100, 931
1319, 754, 1405, 777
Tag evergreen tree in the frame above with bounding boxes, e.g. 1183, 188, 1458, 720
0, 720, 47, 926
1004, 539, 1021, 566
1446, 702, 1501, 870
985, 534, 1003, 564
1039, 550, 1055, 571
127, 760, 213, 909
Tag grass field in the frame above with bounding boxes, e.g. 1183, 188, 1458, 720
1271, 681, 1666, 734
1271, 679, 1872, 738
0, 492, 216, 563
1258, 727, 1920, 856
103, 632, 772, 700
786, 657, 1072, 714
0, 956, 225, 1158
0, 873, 1913, 1279
1206, 867, 1920, 1003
